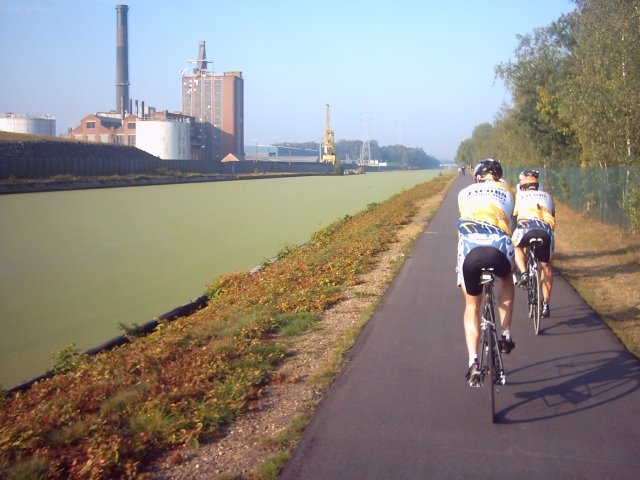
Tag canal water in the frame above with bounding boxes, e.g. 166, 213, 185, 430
0, 170, 440, 388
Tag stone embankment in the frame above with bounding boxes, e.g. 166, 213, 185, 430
0, 176, 207, 194
0, 173, 313, 194
0, 135, 334, 193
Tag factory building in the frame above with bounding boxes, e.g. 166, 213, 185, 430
67, 5, 195, 160
69, 110, 194, 160
181, 41, 244, 162
244, 145, 320, 163
69, 113, 136, 145
66, 6, 244, 163
0, 113, 56, 137
68, 4, 138, 148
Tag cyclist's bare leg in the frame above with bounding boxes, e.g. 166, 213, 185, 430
540, 261, 553, 303
462, 291, 482, 361
514, 245, 526, 274
497, 276, 514, 332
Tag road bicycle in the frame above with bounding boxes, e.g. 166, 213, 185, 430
524, 237, 544, 335
477, 267, 506, 423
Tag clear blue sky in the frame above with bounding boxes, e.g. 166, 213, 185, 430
0, 0, 575, 161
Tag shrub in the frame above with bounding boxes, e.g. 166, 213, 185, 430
626, 188, 640, 233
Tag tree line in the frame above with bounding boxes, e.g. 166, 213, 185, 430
456, 0, 640, 170
285, 140, 441, 169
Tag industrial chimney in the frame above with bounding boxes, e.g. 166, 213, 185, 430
115, 4, 130, 116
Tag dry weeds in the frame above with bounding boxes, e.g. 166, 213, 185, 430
553, 203, 640, 357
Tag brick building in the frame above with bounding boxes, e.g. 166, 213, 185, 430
69, 110, 194, 149
181, 41, 244, 162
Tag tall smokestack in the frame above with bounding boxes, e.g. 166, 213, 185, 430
115, 4, 130, 115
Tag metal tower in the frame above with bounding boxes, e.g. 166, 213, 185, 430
359, 111, 372, 165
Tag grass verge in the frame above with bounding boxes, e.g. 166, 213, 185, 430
553, 203, 640, 357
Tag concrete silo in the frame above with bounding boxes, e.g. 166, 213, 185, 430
0, 113, 56, 136
136, 119, 191, 160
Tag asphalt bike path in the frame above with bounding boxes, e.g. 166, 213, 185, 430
280, 175, 640, 479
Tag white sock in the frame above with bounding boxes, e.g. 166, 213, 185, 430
469, 355, 478, 367
503, 330, 511, 340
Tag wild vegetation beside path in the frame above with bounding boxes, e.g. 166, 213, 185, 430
553, 204, 640, 358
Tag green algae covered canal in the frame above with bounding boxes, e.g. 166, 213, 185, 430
0, 171, 441, 388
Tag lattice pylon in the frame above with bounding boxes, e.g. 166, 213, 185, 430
359, 111, 372, 165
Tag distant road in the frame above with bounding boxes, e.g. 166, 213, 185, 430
280, 175, 640, 479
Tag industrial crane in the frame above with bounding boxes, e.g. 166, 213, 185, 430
321, 103, 336, 164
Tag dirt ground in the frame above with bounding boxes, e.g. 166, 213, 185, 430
150, 182, 639, 479
553, 203, 640, 357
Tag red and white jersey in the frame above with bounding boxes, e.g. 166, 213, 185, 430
513, 190, 555, 230
458, 181, 515, 235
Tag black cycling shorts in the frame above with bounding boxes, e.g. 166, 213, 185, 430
462, 246, 512, 296
519, 229, 552, 263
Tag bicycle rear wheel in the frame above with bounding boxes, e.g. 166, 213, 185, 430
531, 267, 542, 335
488, 330, 497, 422
526, 257, 536, 319
527, 276, 535, 319
483, 304, 496, 422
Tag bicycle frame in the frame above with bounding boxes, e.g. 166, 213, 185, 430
525, 238, 544, 334
526, 238, 542, 278
477, 269, 506, 422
